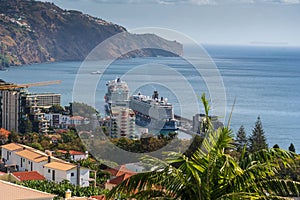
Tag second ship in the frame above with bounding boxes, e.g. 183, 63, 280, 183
105, 78, 178, 133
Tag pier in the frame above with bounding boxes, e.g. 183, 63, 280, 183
174, 114, 198, 136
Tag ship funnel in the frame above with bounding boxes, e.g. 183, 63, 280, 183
152, 91, 159, 100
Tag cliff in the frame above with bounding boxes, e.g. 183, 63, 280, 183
0, 0, 182, 67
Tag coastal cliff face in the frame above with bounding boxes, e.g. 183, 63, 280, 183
0, 0, 182, 67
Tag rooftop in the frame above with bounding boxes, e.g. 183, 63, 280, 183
1, 143, 23, 151
12, 171, 46, 181
57, 150, 86, 155
108, 173, 133, 185
105, 165, 135, 177
44, 161, 76, 171
15, 149, 48, 163
0, 180, 55, 200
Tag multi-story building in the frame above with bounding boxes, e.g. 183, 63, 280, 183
110, 106, 136, 138
0, 90, 23, 132
23, 93, 61, 108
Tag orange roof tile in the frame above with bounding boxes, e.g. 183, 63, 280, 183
15, 149, 48, 163
108, 173, 134, 185
57, 150, 85, 155
1, 143, 23, 151
44, 161, 76, 171
105, 165, 136, 177
12, 171, 45, 181
91, 195, 106, 200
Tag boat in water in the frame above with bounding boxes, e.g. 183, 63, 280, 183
104, 78, 178, 133
90, 70, 102, 75
129, 91, 178, 132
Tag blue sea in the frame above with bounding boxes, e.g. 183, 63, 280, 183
1, 45, 300, 150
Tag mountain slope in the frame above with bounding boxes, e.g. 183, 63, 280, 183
0, 0, 182, 66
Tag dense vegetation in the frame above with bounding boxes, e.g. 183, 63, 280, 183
18, 180, 107, 200
107, 94, 300, 200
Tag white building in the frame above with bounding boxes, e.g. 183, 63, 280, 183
1, 143, 23, 165
110, 106, 136, 138
57, 150, 89, 161
1, 143, 90, 187
43, 161, 89, 187
15, 149, 48, 173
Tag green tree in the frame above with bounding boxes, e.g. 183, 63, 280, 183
49, 104, 65, 114
8, 131, 20, 143
107, 95, 300, 200
235, 125, 248, 153
249, 116, 268, 153
19, 118, 32, 134
273, 144, 280, 149
289, 143, 296, 153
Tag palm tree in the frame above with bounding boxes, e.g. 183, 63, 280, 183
107, 94, 300, 200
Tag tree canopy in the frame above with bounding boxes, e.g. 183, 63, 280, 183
249, 116, 268, 153
107, 94, 300, 200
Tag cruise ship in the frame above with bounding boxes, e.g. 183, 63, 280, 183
105, 78, 178, 132
104, 78, 129, 114
129, 91, 178, 132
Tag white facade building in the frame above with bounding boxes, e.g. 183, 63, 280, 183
1, 143, 23, 165
43, 161, 89, 187
110, 106, 136, 138
1, 143, 90, 187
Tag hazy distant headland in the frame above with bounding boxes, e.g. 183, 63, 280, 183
0, 0, 183, 67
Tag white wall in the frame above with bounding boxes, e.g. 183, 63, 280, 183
1, 148, 20, 165
14, 155, 47, 174
43, 166, 67, 183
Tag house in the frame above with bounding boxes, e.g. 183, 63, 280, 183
0, 180, 56, 200
0, 171, 46, 182
15, 149, 49, 173
1, 143, 24, 165
1, 143, 90, 187
57, 150, 89, 161
105, 165, 136, 190
43, 161, 90, 187
105, 173, 134, 190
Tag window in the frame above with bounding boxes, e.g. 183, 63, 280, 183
71, 172, 74, 177
20, 158, 23, 168
48, 169, 51, 173
28, 161, 30, 164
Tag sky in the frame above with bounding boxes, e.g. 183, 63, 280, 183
42, 0, 300, 46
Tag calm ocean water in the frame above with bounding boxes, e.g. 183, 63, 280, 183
1, 45, 300, 150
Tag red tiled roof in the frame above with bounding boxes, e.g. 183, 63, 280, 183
108, 173, 134, 185
12, 171, 45, 181
57, 150, 85, 155
105, 165, 135, 177
70, 116, 84, 120
90, 195, 106, 200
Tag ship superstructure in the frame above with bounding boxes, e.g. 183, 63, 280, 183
129, 91, 178, 131
104, 78, 177, 136
105, 78, 129, 114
